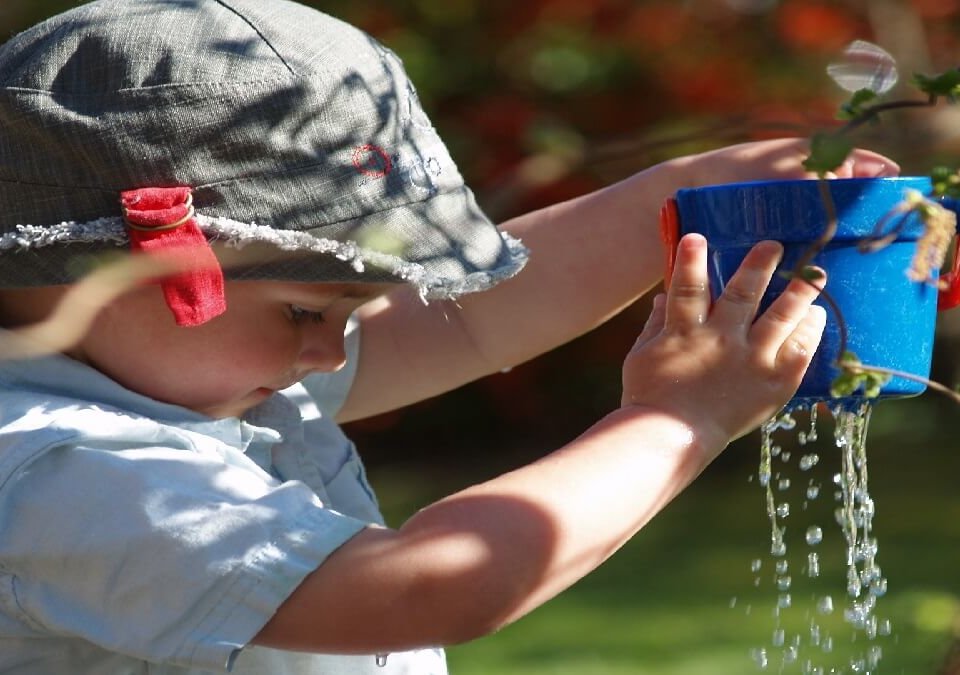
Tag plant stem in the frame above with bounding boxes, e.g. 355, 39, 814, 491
839, 361, 960, 405
839, 95, 936, 134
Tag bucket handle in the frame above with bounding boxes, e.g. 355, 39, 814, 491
659, 197, 960, 312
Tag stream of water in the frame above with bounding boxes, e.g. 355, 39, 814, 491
743, 401, 890, 674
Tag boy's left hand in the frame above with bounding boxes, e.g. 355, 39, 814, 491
620, 233, 826, 453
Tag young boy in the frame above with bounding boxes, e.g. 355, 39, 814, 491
0, 1, 897, 673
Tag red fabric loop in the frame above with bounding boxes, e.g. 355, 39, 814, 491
121, 187, 226, 327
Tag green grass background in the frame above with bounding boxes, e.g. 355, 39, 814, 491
367, 397, 960, 674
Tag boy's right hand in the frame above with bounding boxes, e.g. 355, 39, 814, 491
621, 233, 826, 454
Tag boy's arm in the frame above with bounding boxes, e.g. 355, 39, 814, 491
339, 138, 894, 422
253, 233, 826, 654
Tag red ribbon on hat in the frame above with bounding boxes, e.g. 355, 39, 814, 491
120, 186, 226, 327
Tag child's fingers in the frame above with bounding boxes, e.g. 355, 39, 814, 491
665, 234, 711, 332
749, 268, 825, 359
709, 241, 783, 330
775, 304, 827, 376
631, 293, 666, 351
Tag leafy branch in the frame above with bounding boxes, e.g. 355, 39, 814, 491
796, 46, 960, 403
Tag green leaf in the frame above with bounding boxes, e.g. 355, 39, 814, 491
830, 352, 891, 399
803, 133, 853, 175
930, 166, 960, 199
862, 371, 891, 398
912, 70, 960, 100
799, 266, 825, 281
830, 372, 861, 398
837, 88, 879, 121
838, 350, 861, 366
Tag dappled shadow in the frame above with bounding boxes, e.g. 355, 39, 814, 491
0, 0, 505, 295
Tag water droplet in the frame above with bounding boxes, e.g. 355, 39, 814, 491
777, 576, 792, 591
751, 647, 769, 669
729, 596, 738, 608
878, 618, 892, 636
771, 540, 787, 557
771, 413, 797, 431
817, 596, 834, 615
375, 653, 389, 667
869, 577, 888, 597
776, 503, 790, 518
799, 453, 820, 470
821, 635, 834, 653
751, 559, 763, 573
810, 621, 821, 645
772, 628, 785, 646
806, 484, 820, 500
806, 525, 823, 545
807, 552, 820, 578
778, 478, 791, 491
778, 593, 792, 609
775, 560, 789, 575
847, 567, 862, 597
868, 645, 883, 667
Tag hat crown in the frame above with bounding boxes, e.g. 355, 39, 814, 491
0, 0, 427, 221
0, 0, 298, 92
0, 0, 528, 297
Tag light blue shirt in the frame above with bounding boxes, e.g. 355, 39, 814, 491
0, 323, 447, 674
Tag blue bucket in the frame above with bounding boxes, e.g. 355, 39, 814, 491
660, 177, 960, 406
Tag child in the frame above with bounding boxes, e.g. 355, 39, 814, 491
0, 1, 898, 673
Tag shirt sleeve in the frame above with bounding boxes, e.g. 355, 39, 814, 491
0, 438, 369, 670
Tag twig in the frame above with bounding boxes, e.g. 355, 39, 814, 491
840, 360, 960, 405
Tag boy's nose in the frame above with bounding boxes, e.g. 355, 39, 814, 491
298, 322, 347, 373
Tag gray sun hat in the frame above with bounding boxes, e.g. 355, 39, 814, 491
0, 0, 528, 301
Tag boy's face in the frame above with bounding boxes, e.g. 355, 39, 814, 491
70, 280, 390, 419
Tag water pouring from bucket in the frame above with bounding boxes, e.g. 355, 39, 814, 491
660, 177, 960, 672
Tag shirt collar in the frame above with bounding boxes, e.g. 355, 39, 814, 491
0, 353, 289, 450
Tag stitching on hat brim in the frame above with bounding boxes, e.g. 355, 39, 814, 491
0, 215, 529, 301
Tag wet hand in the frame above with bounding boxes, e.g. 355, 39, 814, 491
621, 233, 827, 453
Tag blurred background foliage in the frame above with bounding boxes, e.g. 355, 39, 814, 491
3, 1, 960, 672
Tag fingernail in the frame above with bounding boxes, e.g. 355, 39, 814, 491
859, 159, 898, 177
